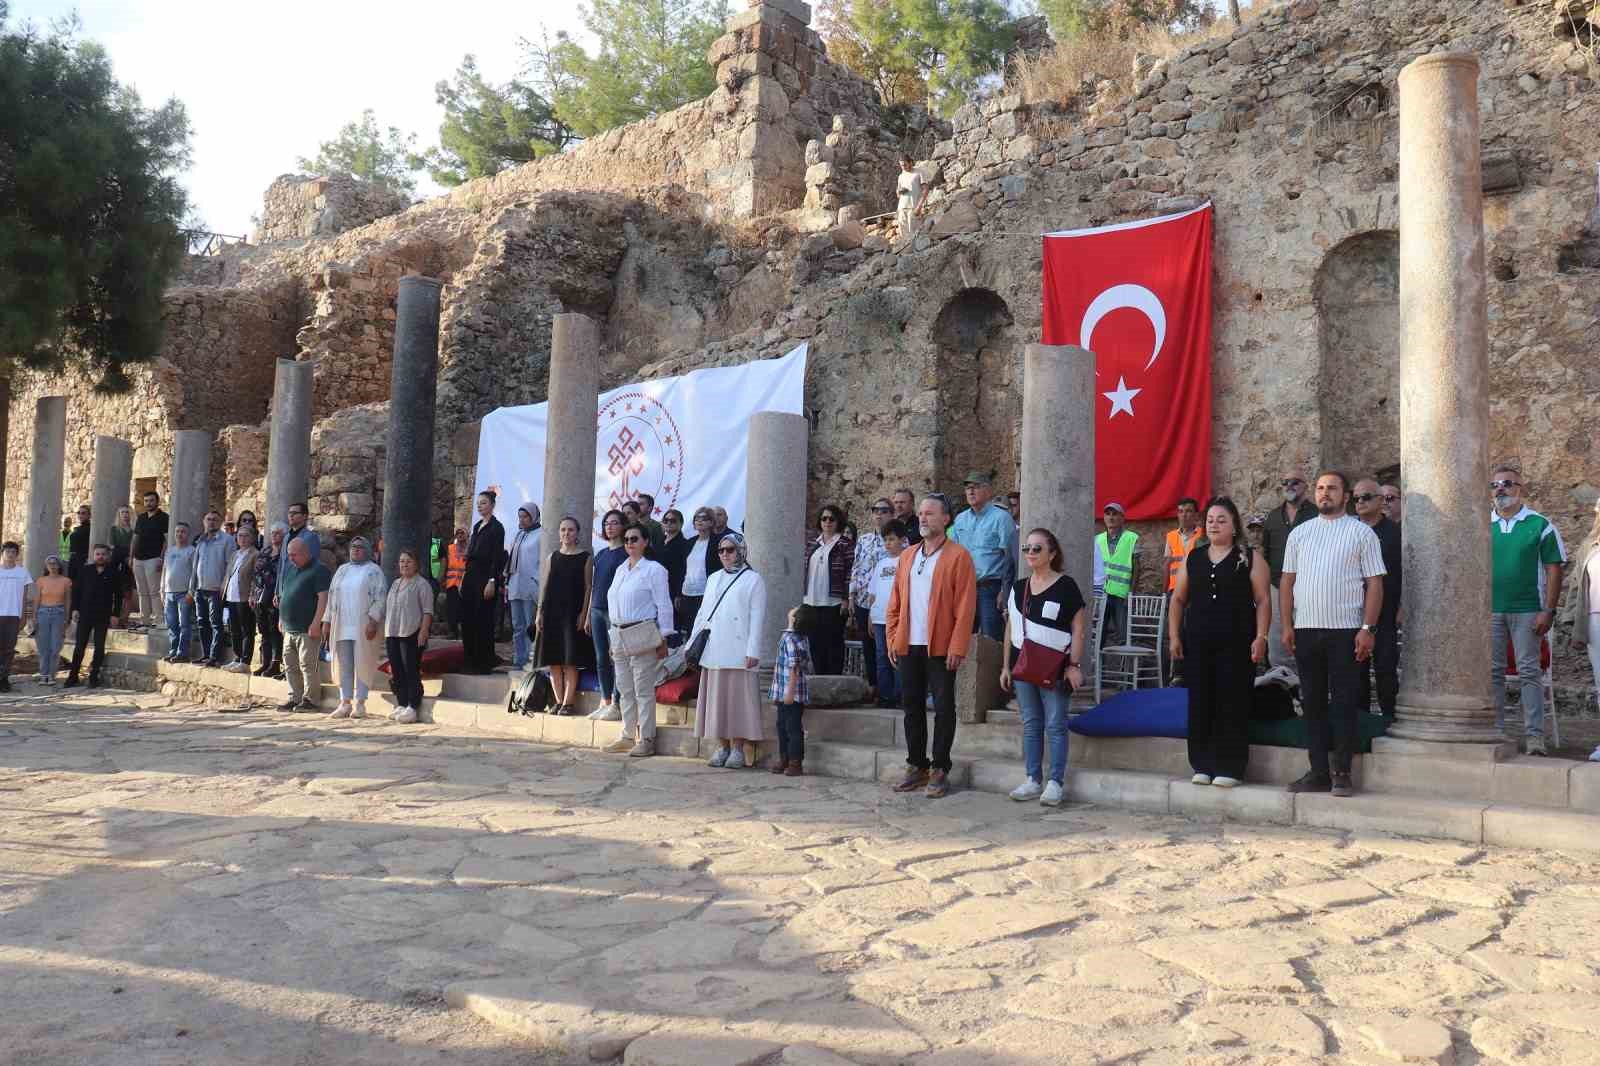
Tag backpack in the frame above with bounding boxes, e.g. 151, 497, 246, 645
507, 668, 555, 716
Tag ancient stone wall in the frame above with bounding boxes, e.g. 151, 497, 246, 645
253, 174, 411, 243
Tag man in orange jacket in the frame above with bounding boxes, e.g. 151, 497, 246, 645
886, 493, 977, 798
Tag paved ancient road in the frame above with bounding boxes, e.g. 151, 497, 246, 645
2, 686, 1599, 1066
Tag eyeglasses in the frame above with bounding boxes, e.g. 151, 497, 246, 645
623, 536, 644, 544
717, 546, 739, 554
1021, 545, 1048, 555
1352, 493, 1379, 503
1490, 479, 1520, 490
871, 506, 892, 513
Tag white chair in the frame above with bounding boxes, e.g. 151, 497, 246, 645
1097, 594, 1166, 699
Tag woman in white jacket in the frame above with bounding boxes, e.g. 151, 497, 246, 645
693, 535, 767, 769
324, 536, 387, 719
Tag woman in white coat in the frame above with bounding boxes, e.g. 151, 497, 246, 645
324, 536, 387, 719
693, 535, 768, 769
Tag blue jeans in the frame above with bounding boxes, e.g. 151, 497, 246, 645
165, 592, 194, 657
333, 639, 369, 701
194, 588, 224, 659
1491, 611, 1544, 740
510, 598, 535, 667
872, 623, 898, 703
975, 578, 1005, 641
35, 604, 66, 679
1015, 678, 1070, 784
777, 702, 805, 762
590, 607, 615, 700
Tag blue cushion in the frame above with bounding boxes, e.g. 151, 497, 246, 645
1069, 687, 1189, 738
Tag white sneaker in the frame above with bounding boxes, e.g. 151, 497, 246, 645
329, 702, 352, 719
587, 701, 612, 720
1212, 776, 1239, 789
708, 747, 730, 767
351, 701, 367, 719
1010, 778, 1043, 802
1191, 773, 1213, 786
1040, 780, 1064, 807
1589, 744, 1600, 763
595, 704, 622, 722
393, 706, 418, 724
724, 747, 745, 769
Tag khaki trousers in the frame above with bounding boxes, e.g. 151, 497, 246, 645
284, 631, 322, 702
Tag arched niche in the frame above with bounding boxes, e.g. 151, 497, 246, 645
1315, 230, 1399, 478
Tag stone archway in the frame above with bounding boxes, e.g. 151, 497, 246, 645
1315, 231, 1399, 477
932, 287, 1018, 492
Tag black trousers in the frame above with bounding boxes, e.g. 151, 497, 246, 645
899, 646, 957, 772
445, 587, 463, 636
1294, 627, 1361, 775
809, 604, 846, 675
776, 702, 805, 762
462, 584, 497, 672
1357, 617, 1400, 718
255, 604, 281, 668
227, 601, 255, 667
69, 613, 110, 680
1184, 632, 1254, 779
387, 631, 424, 709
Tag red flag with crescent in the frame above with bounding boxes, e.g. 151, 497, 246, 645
1041, 204, 1213, 521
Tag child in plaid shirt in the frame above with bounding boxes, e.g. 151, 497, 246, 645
769, 606, 814, 777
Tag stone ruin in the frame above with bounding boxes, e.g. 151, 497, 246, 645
4, 0, 1598, 616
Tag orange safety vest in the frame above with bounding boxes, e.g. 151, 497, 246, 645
1165, 528, 1201, 591
445, 543, 467, 590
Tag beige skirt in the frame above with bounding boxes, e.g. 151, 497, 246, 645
695, 667, 764, 740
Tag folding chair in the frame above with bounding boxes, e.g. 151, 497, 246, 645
1097, 594, 1165, 700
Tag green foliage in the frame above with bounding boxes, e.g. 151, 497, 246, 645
415, 55, 574, 187
296, 109, 419, 196
1037, 0, 1215, 39
821, 0, 1013, 115
530, 0, 729, 137
0, 4, 192, 391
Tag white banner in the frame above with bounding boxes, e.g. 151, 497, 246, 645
475, 343, 807, 545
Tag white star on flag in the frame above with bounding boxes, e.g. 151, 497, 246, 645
1103, 376, 1142, 419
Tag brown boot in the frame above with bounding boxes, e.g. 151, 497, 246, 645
893, 766, 931, 792
785, 760, 803, 777
770, 758, 789, 775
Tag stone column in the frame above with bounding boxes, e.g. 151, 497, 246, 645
88, 436, 134, 549
542, 313, 601, 562
380, 276, 443, 584
169, 430, 213, 536
745, 412, 808, 670
1021, 344, 1096, 608
264, 359, 314, 532
23, 397, 67, 578
1387, 53, 1499, 746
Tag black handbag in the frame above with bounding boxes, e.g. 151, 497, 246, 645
685, 568, 747, 669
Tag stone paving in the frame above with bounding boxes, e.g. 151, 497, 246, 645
3, 685, 1600, 1066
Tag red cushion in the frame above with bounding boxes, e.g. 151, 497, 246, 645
655, 670, 700, 704
380, 643, 467, 677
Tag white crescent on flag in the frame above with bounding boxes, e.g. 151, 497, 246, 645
1080, 283, 1168, 372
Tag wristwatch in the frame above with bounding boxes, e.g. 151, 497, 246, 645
1361, 623, 1377, 635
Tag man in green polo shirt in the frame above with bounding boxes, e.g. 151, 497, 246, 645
1490, 466, 1566, 755
277, 537, 332, 711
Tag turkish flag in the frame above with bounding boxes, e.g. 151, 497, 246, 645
1041, 204, 1213, 521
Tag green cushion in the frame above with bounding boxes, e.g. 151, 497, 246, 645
1247, 713, 1391, 754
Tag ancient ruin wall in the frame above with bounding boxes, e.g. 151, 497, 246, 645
252, 174, 411, 243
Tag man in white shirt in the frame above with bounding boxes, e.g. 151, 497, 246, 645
0, 541, 34, 691
896, 155, 926, 241
1280, 471, 1386, 799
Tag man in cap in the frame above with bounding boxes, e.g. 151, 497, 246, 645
949, 471, 1016, 641
1095, 502, 1139, 644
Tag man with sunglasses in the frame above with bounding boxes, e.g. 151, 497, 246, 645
1262, 473, 1317, 667
1381, 484, 1403, 524
1490, 466, 1566, 755
1353, 478, 1402, 719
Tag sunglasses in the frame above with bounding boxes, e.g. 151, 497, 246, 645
623, 536, 644, 544
1021, 545, 1048, 555
871, 506, 892, 513
1490, 480, 1520, 490
1381, 495, 1398, 502
717, 546, 739, 554
819, 515, 838, 523
1352, 493, 1379, 503
1281, 479, 1304, 487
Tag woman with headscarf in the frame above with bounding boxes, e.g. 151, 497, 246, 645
253, 523, 286, 677
692, 535, 767, 768
323, 536, 387, 719
32, 555, 71, 685
503, 502, 542, 670
462, 491, 506, 674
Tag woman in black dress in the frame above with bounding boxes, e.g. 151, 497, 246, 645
1168, 496, 1271, 788
462, 491, 506, 674
537, 516, 595, 714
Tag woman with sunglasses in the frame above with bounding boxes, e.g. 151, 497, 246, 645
602, 523, 674, 757
675, 507, 724, 640
692, 535, 767, 768
803, 504, 854, 674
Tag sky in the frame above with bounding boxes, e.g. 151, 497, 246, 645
10, 0, 592, 235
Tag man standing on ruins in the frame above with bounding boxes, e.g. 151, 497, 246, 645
130, 491, 168, 630
65, 544, 119, 688
277, 536, 331, 711
1281, 472, 1386, 798
190, 510, 236, 667
1262, 473, 1317, 667
1353, 478, 1402, 719
1489, 466, 1566, 755
896, 156, 926, 242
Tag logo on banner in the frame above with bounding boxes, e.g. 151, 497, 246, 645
596, 391, 685, 519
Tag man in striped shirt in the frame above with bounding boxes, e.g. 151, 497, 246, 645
1280, 471, 1386, 798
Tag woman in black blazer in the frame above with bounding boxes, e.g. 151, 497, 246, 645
462, 490, 506, 673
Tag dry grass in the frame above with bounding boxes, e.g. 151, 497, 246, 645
1010, 3, 1265, 109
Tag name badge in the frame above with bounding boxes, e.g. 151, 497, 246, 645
1041, 601, 1061, 621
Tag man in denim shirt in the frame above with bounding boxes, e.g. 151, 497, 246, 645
190, 509, 236, 666
950, 471, 1016, 641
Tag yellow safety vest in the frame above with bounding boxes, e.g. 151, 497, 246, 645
1097, 530, 1137, 599
1165, 528, 1201, 591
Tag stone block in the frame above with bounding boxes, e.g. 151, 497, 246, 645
1066, 768, 1172, 812
625, 1033, 783, 1066
652, 726, 702, 759
1357, 1016, 1454, 1065
803, 161, 834, 187
541, 714, 596, 748
954, 635, 1004, 723
1490, 756, 1572, 808
1363, 753, 1492, 800
1569, 764, 1600, 813
929, 200, 981, 237
809, 674, 868, 707
803, 740, 879, 782
988, 112, 1020, 140
1295, 793, 1484, 844
336, 492, 373, 515
1006, 135, 1037, 162
1151, 100, 1192, 122
967, 757, 1025, 796
1227, 38, 1257, 66
1481, 148, 1521, 194
829, 222, 863, 250
1481, 805, 1600, 852
1169, 781, 1294, 824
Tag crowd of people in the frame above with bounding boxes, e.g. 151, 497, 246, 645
3, 461, 1597, 794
